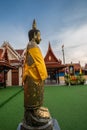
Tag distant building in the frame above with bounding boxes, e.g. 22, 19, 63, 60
0, 41, 86, 86
44, 42, 66, 84
0, 45, 15, 87
0, 42, 24, 86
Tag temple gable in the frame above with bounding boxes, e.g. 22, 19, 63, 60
44, 42, 62, 66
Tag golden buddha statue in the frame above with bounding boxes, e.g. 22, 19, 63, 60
21, 19, 53, 130
23, 19, 48, 109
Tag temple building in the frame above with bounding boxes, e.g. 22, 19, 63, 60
0, 41, 86, 86
44, 42, 66, 84
0, 42, 23, 86
0, 45, 15, 87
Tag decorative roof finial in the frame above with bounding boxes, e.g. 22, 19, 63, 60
32, 19, 37, 29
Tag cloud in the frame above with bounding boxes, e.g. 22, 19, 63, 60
40, 24, 87, 66
0, 25, 28, 49
0, 23, 87, 66
59, 24, 87, 65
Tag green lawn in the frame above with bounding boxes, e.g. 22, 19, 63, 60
0, 86, 22, 107
44, 85, 87, 130
0, 85, 87, 130
0, 87, 24, 130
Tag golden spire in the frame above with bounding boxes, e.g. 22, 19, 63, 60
32, 19, 37, 29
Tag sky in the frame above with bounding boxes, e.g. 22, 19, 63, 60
0, 0, 87, 66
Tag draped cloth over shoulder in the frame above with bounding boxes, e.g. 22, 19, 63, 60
23, 42, 48, 109
23, 45, 48, 84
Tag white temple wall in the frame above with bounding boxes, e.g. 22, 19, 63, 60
7, 70, 12, 86
19, 67, 22, 86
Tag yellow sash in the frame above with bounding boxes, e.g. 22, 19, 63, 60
23, 47, 48, 82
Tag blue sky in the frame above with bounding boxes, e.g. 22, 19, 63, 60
0, 0, 87, 66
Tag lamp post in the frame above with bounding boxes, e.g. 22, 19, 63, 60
62, 45, 65, 64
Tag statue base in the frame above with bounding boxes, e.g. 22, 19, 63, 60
17, 107, 60, 130
17, 119, 60, 130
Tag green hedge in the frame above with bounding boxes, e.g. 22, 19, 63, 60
64, 74, 86, 85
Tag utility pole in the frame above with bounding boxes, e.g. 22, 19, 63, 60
62, 45, 65, 64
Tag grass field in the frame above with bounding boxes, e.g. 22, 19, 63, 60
0, 85, 87, 130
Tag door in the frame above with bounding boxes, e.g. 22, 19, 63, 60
12, 68, 19, 86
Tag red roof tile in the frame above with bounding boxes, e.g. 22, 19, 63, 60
44, 43, 62, 65
10, 59, 20, 63
0, 49, 3, 59
85, 64, 87, 69
15, 49, 24, 56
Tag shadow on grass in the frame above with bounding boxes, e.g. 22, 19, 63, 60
0, 87, 23, 108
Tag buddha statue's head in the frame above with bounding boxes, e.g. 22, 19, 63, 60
28, 19, 41, 44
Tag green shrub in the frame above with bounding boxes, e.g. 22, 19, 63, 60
77, 74, 86, 85
64, 73, 86, 85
